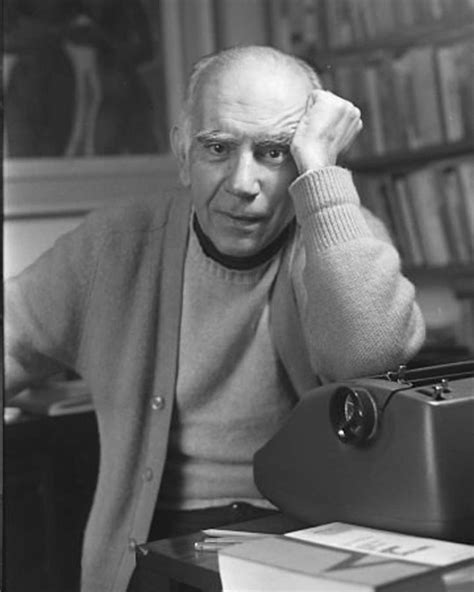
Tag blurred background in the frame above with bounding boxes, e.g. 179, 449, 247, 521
3, 1, 474, 590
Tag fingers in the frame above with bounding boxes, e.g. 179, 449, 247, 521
308, 90, 362, 131
321, 91, 363, 149
338, 108, 364, 153
291, 89, 364, 171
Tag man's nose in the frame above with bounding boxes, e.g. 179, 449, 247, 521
225, 152, 260, 200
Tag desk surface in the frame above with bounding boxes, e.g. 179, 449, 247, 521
136, 513, 306, 592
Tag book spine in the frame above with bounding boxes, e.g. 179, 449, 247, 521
301, 0, 328, 52
377, 55, 407, 154
179, 0, 216, 79
382, 175, 413, 262
332, 60, 365, 159
356, 173, 409, 258
160, 0, 186, 127
214, 0, 269, 49
455, 39, 474, 139
409, 45, 444, 148
364, 59, 386, 155
396, 0, 418, 28
268, 0, 292, 52
371, 0, 395, 36
404, 168, 452, 266
392, 175, 426, 266
326, 0, 354, 49
437, 165, 471, 264
435, 43, 465, 143
456, 160, 474, 261
456, 296, 474, 353
345, 0, 367, 45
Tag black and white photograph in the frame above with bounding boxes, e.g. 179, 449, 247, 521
3, 1, 474, 591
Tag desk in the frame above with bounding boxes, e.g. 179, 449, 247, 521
135, 513, 306, 592
4, 411, 99, 592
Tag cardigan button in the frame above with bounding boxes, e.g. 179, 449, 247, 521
151, 396, 165, 411
143, 468, 154, 481
128, 537, 137, 552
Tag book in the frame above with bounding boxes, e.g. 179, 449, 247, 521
332, 60, 366, 159
456, 296, 474, 353
214, 0, 269, 49
356, 174, 404, 256
346, 0, 370, 44
376, 55, 406, 154
218, 522, 474, 592
364, 59, 386, 155
392, 175, 426, 266
179, 0, 216, 78
456, 39, 474, 138
408, 45, 444, 148
9, 379, 93, 416
286, 0, 327, 55
456, 160, 474, 261
326, 0, 354, 49
392, 50, 418, 151
436, 43, 465, 142
159, 0, 186, 127
437, 165, 471, 264
405, 168, 452, 266
379, 176, 413, 261
268, 0, 293, 52
371, 0, 395, 36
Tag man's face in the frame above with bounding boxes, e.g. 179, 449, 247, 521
183, 59, 312, 257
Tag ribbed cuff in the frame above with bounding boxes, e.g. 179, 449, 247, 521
289, 167, 371, 250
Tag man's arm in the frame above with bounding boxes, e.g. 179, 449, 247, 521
4, 213, 105, 400
288, 90, 425, 381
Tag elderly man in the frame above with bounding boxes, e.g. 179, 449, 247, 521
5, 45, 425, 592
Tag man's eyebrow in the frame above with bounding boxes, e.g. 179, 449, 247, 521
193, 129, 294, 146
194, 130, 237, 144
254, 131, 294, 145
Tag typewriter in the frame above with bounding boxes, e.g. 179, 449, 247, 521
254, 361, 474, 543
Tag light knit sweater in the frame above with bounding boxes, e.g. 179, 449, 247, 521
159, 221, 296, 509
5, 167, 425, 592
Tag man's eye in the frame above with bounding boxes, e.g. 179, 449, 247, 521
207, 143, 227, 155
259, 147, 289, 164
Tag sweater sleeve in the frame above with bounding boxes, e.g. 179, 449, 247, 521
289, 166, 426, 381
4, 213, 106, 398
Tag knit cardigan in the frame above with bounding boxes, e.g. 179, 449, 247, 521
5, 167, 425, 592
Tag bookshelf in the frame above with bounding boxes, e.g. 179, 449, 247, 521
271, 0, 474, 360
5, 0, 474, 360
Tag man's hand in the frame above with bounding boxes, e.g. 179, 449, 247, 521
290, 90, 363, 174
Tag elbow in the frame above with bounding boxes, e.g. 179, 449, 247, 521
309, 304, 426, 382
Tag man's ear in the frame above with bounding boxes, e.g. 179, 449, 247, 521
170, 125, 191, 187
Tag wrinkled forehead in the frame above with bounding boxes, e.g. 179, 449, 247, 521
192, 57, 313, 132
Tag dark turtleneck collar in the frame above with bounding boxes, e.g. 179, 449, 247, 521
192, 214, 293, 271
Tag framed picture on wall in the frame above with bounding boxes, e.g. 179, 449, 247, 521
4, 0, 169, 159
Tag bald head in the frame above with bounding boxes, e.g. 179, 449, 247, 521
179, 46, 321, 148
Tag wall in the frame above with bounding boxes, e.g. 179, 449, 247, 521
4, 216, 84, 279
4, 155, 179, 277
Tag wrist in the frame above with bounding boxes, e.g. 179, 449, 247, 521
291, 144, 335, 174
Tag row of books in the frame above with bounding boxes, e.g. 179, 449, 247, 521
158, 2, 473, 142
320, 39, 474, 159
161, 0, 272, 126
275, 0, 474, 52
456, 295, 474, 353
354, 158, 474, 267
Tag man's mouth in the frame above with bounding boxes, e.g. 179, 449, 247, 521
220, 212, 266, 224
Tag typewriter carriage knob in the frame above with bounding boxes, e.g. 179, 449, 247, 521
329, 386, 379, 445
